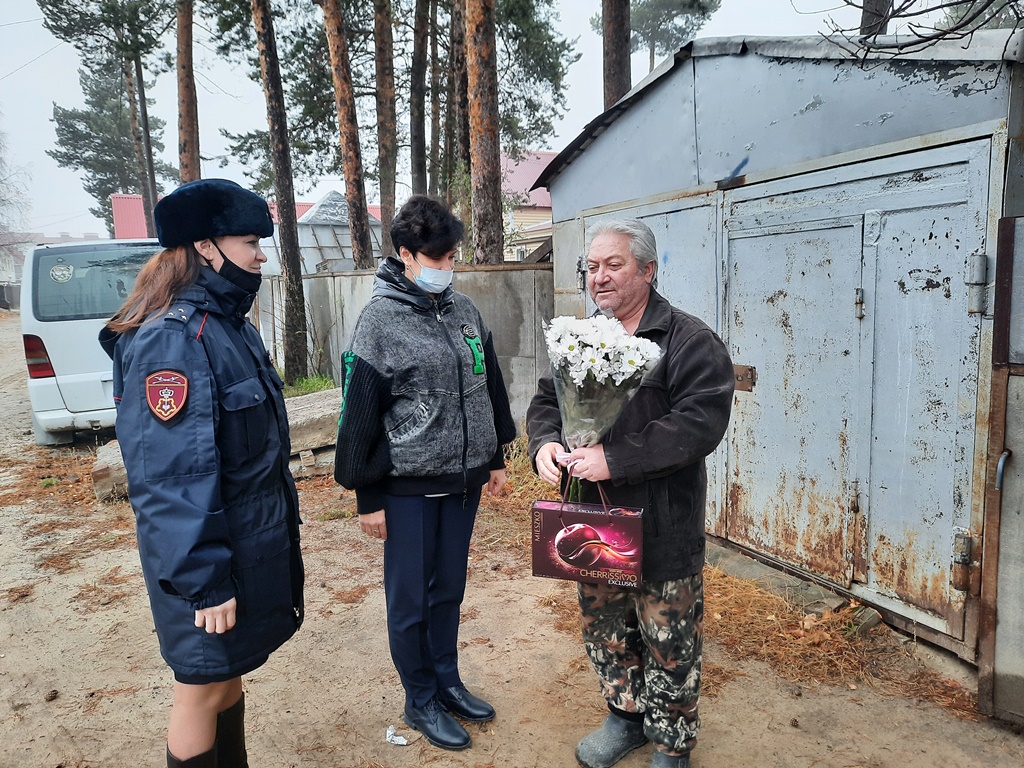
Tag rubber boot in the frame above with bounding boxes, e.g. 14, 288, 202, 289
650, 748, 690, 768
216, 694, 249, 768
166, 745, 217, 768
575, 711, 649, 768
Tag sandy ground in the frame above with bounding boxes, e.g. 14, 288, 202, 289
1, 307, 1023, 768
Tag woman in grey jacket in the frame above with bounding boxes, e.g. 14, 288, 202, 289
334, 195, 516, 751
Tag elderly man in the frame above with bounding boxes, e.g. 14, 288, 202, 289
527, 218, 734, 768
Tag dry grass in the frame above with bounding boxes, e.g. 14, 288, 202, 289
703, 565, 981, 720
82, 686, 141, 714
330, 584, 372, 605
1, 583, 36, 605
73, 566, 136, 612
1, 446, 136, 574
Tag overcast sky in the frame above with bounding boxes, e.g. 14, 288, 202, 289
0, 0, 862, 237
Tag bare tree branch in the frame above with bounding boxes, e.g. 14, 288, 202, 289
827, 1, 1022, 56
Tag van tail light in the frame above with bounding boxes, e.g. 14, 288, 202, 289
23, 335, 56, 378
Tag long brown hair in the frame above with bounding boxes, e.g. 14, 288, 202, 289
106, 245, 204, 332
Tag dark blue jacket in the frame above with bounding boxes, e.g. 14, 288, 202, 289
102, 267, 303, 679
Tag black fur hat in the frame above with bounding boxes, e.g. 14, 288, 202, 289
154, 178, 274, 247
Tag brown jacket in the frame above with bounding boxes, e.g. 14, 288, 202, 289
526, 290, 735, 580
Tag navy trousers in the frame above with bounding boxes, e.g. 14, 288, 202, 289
382, 489, 481, 707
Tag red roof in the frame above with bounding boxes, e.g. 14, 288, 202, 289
110, 194, 150, 239
501, 152, 557, 208
268, 200, 314, 222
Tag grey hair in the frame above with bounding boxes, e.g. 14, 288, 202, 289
584, 218, 659, 287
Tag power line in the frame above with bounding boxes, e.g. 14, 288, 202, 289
0, 42, 63, 83
0, 18, 43, 28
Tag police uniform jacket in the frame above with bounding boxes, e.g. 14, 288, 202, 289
526, 289, 735, 582
101, 266, 304, 679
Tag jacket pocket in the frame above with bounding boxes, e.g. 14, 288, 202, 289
644, 480, 674, 537
218, 377, 269, 463
231, 520, 293, 619
387, 400, 429, 443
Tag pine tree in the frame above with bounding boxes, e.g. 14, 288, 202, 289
47, 65, 176, 236
38, 0, 175, 236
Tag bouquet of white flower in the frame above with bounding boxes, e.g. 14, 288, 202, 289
544, 314, 663, 450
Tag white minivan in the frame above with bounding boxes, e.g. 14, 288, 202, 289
21, 239, 159, 445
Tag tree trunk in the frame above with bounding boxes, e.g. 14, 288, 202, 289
465, 0, 503, 265
860, 0, 891, 36
442, 56, 455, 206
602, 0, 631, 109
319, 0, 375, 270
427, 0, 441, 197
133, 54, 159, 211
251, 0, 307, 382
410, 0, 430, 195
449, 0, 470, 210
122, 54, 155, 237
176, 0, 201, 183
373, 0, 397, 257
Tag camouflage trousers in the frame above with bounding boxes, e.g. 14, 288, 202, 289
578, 573, 704, 755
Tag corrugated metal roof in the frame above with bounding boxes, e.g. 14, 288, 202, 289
534, 29, 1024, 192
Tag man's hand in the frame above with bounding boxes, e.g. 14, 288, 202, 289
195, 597, 237, 634
567, 444, 610, 482
535, 441, 566, 486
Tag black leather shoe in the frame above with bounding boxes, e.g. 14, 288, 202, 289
403, 696, 471, 750
438, 685, 496, 722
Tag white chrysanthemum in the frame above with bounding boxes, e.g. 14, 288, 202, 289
545, 313, 662, 389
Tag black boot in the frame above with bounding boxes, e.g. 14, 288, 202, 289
166, 745, 217, 768
216, 694, 249, 768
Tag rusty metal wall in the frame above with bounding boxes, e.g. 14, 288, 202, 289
549, 43, 1011, 227
723, 140, 990, 639
994, 374, 1024, 722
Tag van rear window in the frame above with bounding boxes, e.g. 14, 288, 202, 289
33, 245, 157, 322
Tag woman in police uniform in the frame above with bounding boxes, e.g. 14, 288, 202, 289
100, 179, 304, 768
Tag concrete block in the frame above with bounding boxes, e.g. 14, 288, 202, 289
92, 440, 127, 502
284, 387, 341, 454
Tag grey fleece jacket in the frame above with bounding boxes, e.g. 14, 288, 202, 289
334, 256, 517, 514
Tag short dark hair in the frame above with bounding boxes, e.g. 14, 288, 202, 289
390, 195, 465, 258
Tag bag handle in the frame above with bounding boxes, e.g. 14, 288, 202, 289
558, 461, 611, 526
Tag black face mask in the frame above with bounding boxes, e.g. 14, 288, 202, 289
213, 241, 262, 294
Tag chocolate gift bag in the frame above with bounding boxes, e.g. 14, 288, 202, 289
531, 484, 643, 588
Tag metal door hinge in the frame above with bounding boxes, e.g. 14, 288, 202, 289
966, 253, 988, 314
854, 287, 865, 319
951, 527, 981, 595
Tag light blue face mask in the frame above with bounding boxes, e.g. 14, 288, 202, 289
411, 256, 454, 294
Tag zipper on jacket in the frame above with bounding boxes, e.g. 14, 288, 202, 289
434, 297, 470, 489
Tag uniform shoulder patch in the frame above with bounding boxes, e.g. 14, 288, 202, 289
145, 370, 189, 423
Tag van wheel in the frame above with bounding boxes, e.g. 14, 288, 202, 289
31, 413, 73, 446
